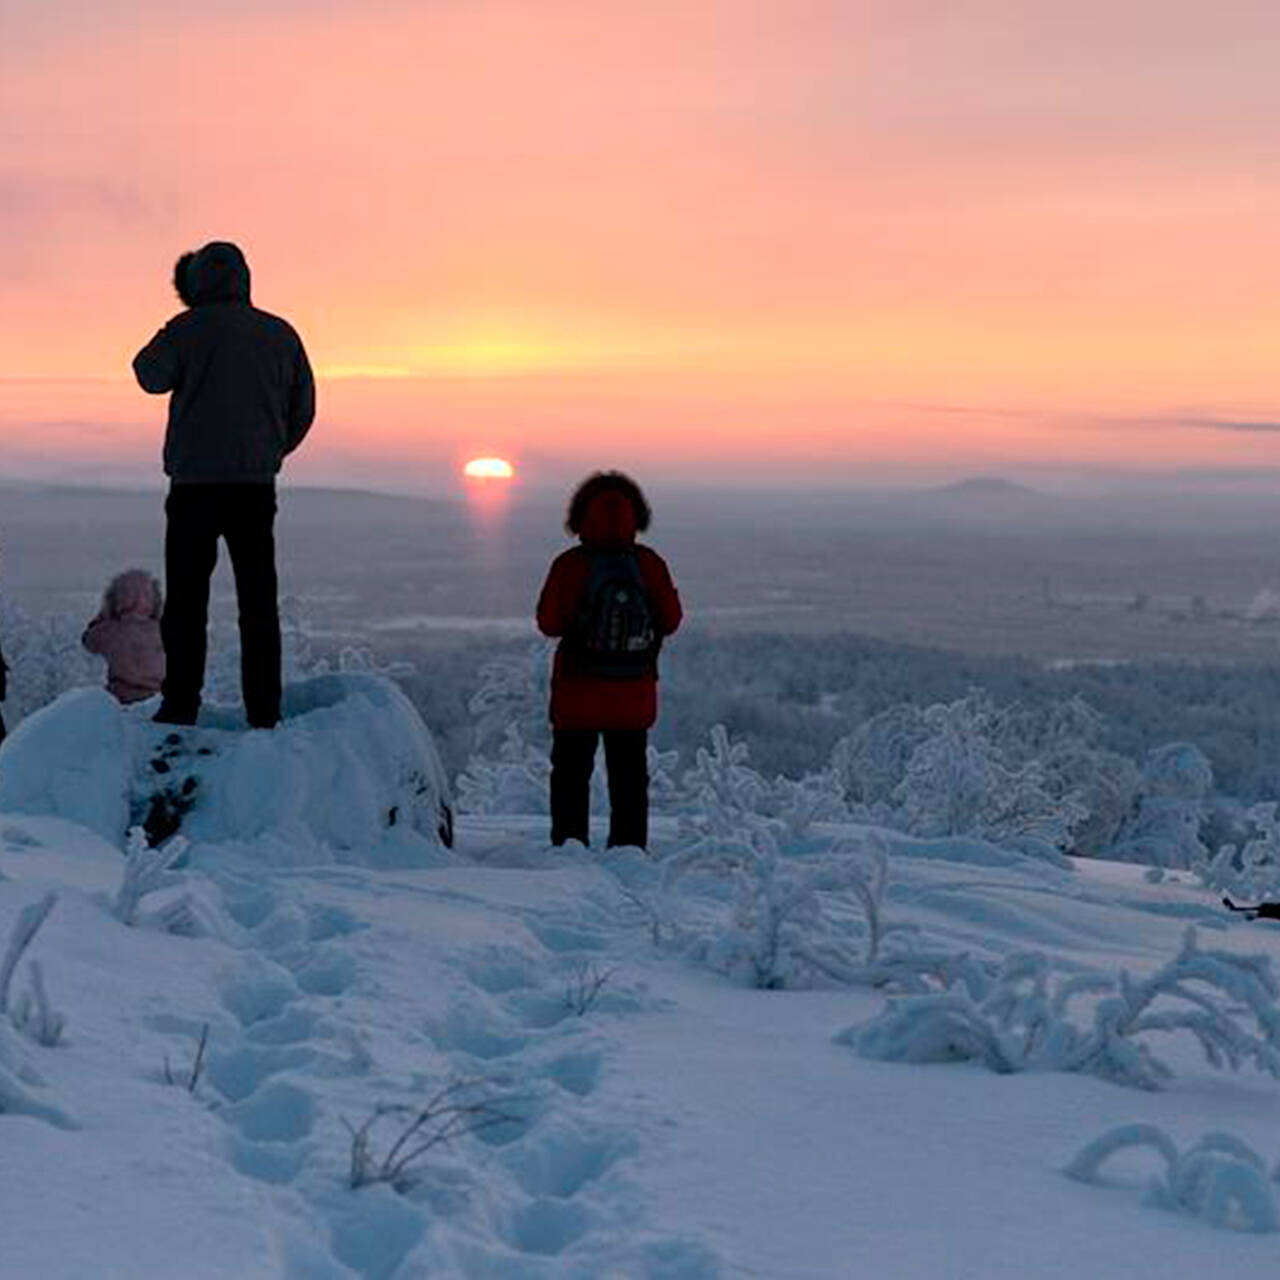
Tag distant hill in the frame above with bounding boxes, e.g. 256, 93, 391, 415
928, 476, 1041, 499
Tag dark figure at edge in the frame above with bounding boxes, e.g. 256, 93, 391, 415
536, 471, 682, 850
133, 241, 315, 729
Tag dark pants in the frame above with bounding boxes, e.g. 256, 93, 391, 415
550, 728, 648, 849
162, 483, 281, 728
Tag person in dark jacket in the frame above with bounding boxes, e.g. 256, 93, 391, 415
133, 241, 315, 729
536, 472, 682, 850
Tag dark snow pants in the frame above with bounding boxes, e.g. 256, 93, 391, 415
161, 483, 282, 729
550, 728, 648, 850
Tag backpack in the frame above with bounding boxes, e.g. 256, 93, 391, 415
572, 548, 657, 679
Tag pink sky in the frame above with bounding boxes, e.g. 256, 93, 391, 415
3, 1, 1279, 493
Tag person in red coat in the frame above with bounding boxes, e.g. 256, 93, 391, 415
536, 472, 682, 850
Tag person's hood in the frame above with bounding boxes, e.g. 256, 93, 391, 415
105, 569, 162, 620
187, 241, 251, 305
579, 489, 638, 547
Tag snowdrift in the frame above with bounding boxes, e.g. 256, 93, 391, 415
0, 674, 453, 863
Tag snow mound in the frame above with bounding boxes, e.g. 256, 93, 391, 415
0, 674, 453, 863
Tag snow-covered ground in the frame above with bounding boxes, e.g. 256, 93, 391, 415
2, 683, 1280, 1278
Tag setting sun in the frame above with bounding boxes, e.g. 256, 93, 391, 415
463, 456, 515, 480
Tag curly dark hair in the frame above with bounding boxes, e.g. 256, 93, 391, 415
565, 470, 652, 535
173, 251, 197, 307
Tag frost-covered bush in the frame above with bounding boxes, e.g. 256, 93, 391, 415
691, 832, 895, 989
891, 695, 1087, 857
1066, 1125, 1280, 1233
466, 643, 552, 760
672, 724, 848, 835
831, 705, 927, 818
829, 693, 1124, 858
456, 724, 552, 816
846, 928, 1280, 1090
1196, 802, 1280, 900
645, 727, 903, 988
1005, 698, 1141, 856
1111, 743, 1214, 868
0, 594, 99, 726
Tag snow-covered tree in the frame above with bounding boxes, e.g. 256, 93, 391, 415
0, 594, 99, 726
892, 695, 1085, 857
1111, 742, 1214, 868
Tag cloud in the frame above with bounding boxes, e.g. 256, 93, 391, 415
1174, 417, 1280, 434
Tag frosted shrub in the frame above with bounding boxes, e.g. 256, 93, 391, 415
1111, 743, 1214, 868
676, 724, 768, 843
654, 727, 903, 988
675, 827, 897, 990
1018, 700, 1142, 856
848, 928, 1280, 1090
831, 705, 928, 818
467, 643, 551, 759
1196, 802, 1280, 900
456, 724, 550, 816
893, 696, 1085, 857
673, 724, 846, 840
0, 594, 99, 726
832, 692, 1137, 858
1066, 1125, 1280, 1233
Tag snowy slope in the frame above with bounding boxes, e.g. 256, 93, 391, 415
2, 681, 1280, 1278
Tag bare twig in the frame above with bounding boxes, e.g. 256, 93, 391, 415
164, 1022, 209, 1092
564, 961, 616, 1016
618, 887, 666, 946
343, 1079, 518, 1191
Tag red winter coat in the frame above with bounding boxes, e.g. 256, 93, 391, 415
536, 492, 682, 731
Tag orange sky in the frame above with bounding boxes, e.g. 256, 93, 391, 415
3, 1, 1280, 492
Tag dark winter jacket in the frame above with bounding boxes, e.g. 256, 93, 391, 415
132, 242, 315, 484
536, 485, 682, 731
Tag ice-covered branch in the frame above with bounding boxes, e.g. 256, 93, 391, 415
1067, 1125, 1280, 1233
112, 828, 188, 926
848, 928, 1280, 1090
0, 891, 57, 1014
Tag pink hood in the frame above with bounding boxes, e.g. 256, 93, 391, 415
103, 569, 163, 620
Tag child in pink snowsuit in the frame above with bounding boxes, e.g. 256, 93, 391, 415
82, 570, 166, 704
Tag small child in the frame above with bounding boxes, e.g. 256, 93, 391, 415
536, 471, 682, 851
82, 569, 166, 705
